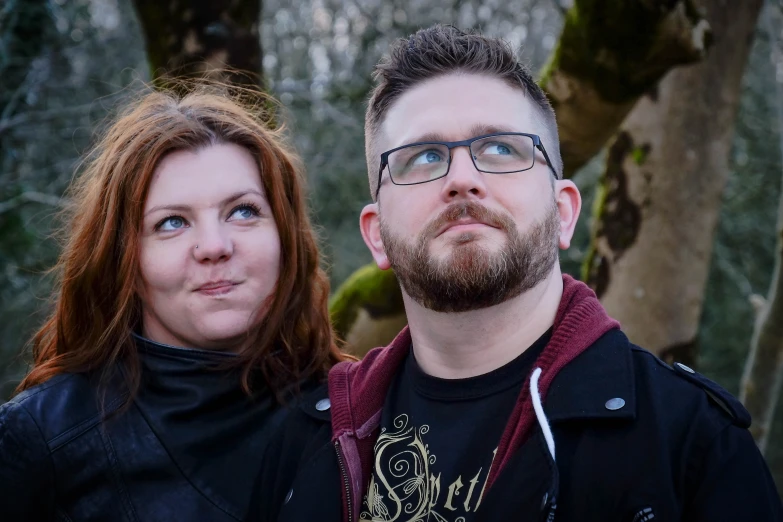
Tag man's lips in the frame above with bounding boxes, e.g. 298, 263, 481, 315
436, 219, 498, 237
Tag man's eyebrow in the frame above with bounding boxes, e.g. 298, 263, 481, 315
468, 123, 518, 136
143, 189, 264, 217
402, 131, 449, 144
402, 124, 522, 146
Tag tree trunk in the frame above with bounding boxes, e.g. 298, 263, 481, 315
740, 9, 783, 453
540, 0, 711, 176
331, 1, 714, 358
132, 0, 261, 88
583, 0, 764, 364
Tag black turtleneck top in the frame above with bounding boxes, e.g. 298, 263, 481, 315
0, 334, 303, 521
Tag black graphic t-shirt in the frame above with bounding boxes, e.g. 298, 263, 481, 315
359, 329, 551, 522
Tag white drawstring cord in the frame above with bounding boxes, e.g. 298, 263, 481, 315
530, 367, 556, 462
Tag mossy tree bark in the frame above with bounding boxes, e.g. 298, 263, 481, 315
540, 0, 711, 176
583, 0, 764, 364
132, 0, 262, 88
333, 1, 712, 358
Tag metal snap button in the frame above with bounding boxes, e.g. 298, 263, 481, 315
284, 488, 293, 504
676, 362, 695, 373
315, 398, 331, 411
605, 397, 626, 411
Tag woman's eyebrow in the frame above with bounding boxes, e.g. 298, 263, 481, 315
143, 189, 265, 217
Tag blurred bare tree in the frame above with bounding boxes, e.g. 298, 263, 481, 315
0, 0, 148, 398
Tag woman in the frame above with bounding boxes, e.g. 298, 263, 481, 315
0, 85, 344, 521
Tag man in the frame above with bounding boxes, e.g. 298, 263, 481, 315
259, 25, 782, 521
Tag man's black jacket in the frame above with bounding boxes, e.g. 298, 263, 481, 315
256, 329, 783, 522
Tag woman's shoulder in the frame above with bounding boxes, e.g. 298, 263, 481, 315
0, 394, 58, 519
3, 370, 126, 448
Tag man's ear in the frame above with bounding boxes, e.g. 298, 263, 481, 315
554, 179, 581, 250
360, 202, 391, 270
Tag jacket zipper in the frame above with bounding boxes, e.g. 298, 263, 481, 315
334, 440, 353, 522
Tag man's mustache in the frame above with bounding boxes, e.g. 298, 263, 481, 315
420, 201, 515, 241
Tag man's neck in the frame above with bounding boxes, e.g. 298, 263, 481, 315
404, 268, 564, 379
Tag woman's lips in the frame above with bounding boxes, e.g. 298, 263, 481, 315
195, 281, 239, 296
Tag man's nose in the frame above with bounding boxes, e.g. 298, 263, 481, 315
440, 147, 488, 200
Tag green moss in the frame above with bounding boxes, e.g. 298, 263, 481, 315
329, 264, 404, 339
581, 172, 609, 294
632, 145, 649, 165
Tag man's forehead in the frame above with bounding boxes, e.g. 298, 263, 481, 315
379, 73, 541, 150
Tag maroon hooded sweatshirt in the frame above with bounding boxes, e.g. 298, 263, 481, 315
327, 274, 620, 522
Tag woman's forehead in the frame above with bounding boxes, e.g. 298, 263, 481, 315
144, 144, 264, 210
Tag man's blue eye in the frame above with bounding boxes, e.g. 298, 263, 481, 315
485, 143, 512, 155
413, 150, 444, 164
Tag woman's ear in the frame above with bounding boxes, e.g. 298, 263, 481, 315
554, 179, 582, 250
359, 203, 391, 270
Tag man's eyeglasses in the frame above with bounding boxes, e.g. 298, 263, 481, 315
376, 132, 558, 199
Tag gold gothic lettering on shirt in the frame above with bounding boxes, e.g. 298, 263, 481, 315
359, 414, 498, 522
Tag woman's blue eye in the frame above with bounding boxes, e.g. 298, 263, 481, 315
412, 150, 444, 165
230, 204, 260, 220
158, 216, 186, 231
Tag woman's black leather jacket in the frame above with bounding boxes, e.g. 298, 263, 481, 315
0, 335, 294, 521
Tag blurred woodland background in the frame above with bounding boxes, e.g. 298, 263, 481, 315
2, 0, 783, 491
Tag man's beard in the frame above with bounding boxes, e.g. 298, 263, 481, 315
380, 200, 560, 313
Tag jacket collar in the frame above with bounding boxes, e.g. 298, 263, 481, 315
132, 332, 239, 363
545, 329, 636, 422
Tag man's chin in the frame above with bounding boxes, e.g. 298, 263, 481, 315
430, 236, 501, 258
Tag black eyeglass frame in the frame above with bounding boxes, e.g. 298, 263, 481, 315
376, 132, 559, 199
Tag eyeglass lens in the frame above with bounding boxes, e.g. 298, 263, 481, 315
386, 134, 536, 185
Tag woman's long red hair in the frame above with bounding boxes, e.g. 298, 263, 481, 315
16, 84, 345, 401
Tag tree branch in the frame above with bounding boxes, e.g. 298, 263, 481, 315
739, 6, 783, 452
0, 191, 67, 215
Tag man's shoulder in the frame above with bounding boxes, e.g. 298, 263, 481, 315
626, 340, 750, 430
566, 329, 750, 431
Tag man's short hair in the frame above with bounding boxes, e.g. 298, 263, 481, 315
365, 24, 563, 199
